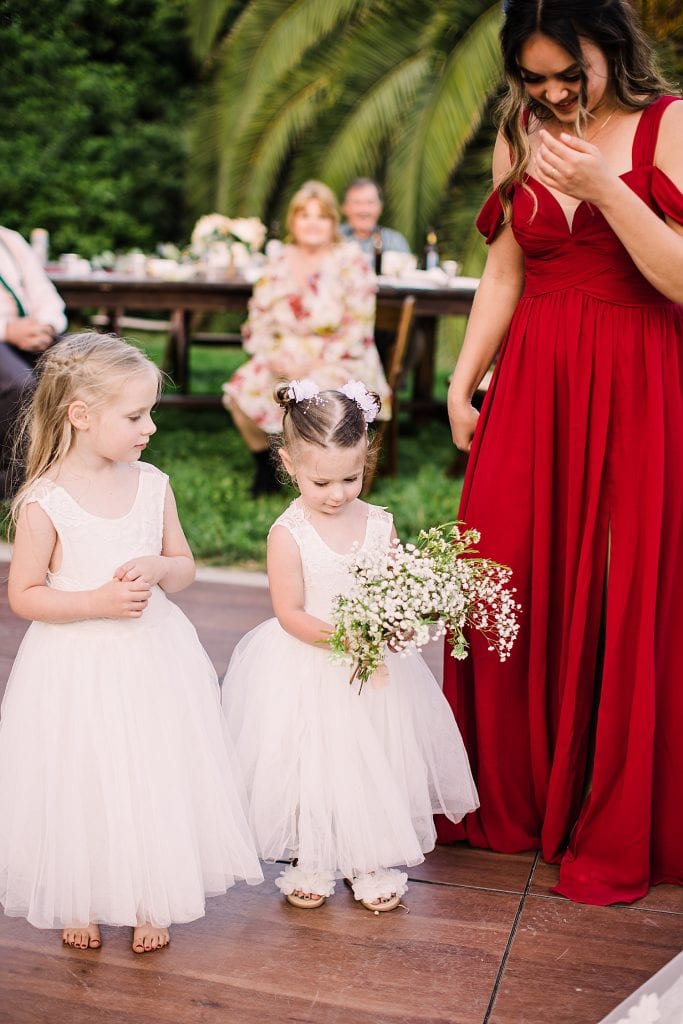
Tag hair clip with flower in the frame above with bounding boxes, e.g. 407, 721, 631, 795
286, 379, 321, 403
339, 381, 378, 424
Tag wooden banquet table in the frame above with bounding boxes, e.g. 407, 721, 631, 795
48, 270, 478, 410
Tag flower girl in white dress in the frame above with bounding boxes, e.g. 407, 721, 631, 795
222, 380, 479, 911
0, 333, 262, 953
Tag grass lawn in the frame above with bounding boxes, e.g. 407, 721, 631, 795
3, 326, 466, 570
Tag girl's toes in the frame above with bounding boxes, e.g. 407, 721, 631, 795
63, 924, 101, 949
132, 925, 169, 954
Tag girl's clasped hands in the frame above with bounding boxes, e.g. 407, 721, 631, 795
96, 562, 153, 618
106, 556, 176, 617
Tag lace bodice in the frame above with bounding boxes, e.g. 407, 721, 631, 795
271, 499, 393, 620
25, 462, 167, 593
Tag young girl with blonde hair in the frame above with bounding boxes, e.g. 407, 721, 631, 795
0, 333, 262, 953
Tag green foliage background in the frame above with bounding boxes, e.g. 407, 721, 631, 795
0, 0, 197, 258
1, 0, 679, 264
186, 0, 504, 265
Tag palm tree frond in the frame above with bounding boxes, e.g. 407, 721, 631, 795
238, 79, 331, 213
186, 0, 245, 61
388, 3, 502, 240
318, 55, 431, 193
188, 0, 506, 253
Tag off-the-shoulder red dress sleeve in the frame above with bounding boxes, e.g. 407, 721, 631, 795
651, 166, 683, 223
475, 191, 506, 245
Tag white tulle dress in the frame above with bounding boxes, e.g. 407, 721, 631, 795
0, 462, 263, 930
222, 499, 479, 899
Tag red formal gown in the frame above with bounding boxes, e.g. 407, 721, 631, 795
439, 96, 683, 905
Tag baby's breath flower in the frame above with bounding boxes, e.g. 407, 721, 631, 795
328, 522, 522, 689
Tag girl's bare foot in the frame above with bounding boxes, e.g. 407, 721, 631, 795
285, 888, 326, 908
62, 924, 101, 950
364, 892, 400, 911
132, 923, 170, 954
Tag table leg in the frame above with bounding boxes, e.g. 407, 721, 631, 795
411, 316, 437, 421
169, 308, 191, 392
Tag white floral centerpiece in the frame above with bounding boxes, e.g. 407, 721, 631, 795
190, 213, 267, 277
329, 522, 521, 691
191, 214, 266, 254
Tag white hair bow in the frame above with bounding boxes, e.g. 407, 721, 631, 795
286, 379, 321, 402
340, 381, 378, 423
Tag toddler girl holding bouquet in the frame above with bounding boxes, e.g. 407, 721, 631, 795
222, 379, 480, 911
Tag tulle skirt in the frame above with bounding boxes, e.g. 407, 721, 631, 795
0, 602, 263, 929
222, 618, 479, 879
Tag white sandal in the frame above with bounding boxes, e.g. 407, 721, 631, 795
275, 863, 336, 909
348, 869, 408, 913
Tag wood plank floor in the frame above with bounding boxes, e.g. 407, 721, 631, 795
0, 566, 681, 1024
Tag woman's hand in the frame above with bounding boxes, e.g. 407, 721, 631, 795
536, 129, 616, 205
447, 389, 479, 453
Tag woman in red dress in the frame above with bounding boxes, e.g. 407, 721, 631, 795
441, 0, 683, 905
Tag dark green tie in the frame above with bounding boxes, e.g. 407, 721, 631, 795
0, 272, 26, 317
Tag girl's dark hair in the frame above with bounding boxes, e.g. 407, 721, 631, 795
496, 0, 676, 218
274, 385, 381, 451
273, 385, 381, 483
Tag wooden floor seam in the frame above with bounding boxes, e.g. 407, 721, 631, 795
525, 892, 683, 915
481, 851, 540, 1024
408, 874, 533, 898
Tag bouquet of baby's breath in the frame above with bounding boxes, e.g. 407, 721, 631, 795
329, 522, 521, 691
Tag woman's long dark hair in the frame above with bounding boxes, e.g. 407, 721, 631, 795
496, 0, 676, 219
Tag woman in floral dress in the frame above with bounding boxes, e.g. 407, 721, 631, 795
223, 180, 391, 495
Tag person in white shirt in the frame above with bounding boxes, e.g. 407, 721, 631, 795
0, 226, 67, 499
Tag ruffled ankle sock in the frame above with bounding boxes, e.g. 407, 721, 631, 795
275, 863, 336, 898
350, 868, 408, 903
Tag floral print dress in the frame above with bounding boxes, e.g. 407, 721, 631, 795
222, 242, 391, 432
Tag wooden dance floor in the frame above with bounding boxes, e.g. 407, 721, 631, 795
0, 564, 681, 1024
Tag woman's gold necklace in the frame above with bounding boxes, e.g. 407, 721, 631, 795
585, 109, 617, 142
554, 108, 617, 142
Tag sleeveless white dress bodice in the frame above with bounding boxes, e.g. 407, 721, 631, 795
276, 497, 393, 620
